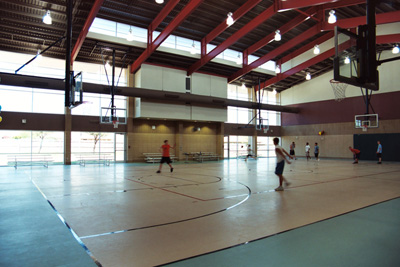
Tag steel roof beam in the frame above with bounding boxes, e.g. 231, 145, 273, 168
323, 10, 400, 31
187, 5, 275, 76
203, 0, 262, 44
255, 33, 399, 90
229, 24, 322, 83
71, 0, 104, 64
246, 6, 318, 57
131, 0, 204, 74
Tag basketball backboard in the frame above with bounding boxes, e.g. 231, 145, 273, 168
69, 71, 83, 108
100, 107, 127, 125
355, 114, 378, 129
334, 26, 379, 91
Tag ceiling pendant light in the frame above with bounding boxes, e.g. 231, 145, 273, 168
236, 53, 242, 65
328, 10, 336, 24
226, 12, 234, 26
274, 30, 281, 41
313, 45, 320, 54
127, 27, 134, 41
275, 65, 281, 74
392, 45, 400, 54
190, 42, 196, 55
344, 56, 350, 64
37, 49, 42, 60
155, 0, 164, 4
306, 72, 311, 80
43, 10, 52, 25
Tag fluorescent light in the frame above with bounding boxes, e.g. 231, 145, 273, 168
127, 27, 134, 41
392, 45, 400, 54
344, 56, 350, 64
155, 0, 164, 4
328, 10, 336, 24
43, 10, 52, 25
306, 72, 311, 80
226, 12, 234, 26
274, 30, 281, 41
313, 45, 320, 54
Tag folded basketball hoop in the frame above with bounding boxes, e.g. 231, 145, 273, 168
330, 79, 348, 102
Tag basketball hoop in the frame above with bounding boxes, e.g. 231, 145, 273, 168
263, 128, 268, 134
330, 79, 348, 102
362, 125, 368, 132
112, 120, 119, 129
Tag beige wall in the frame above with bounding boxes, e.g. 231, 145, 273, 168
282, 119, 400, 159
126, 120, 222, 162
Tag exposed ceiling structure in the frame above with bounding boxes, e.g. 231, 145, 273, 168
0, 0, 399, 92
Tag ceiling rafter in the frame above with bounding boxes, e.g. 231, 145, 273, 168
130, 0, 204, 74
187, 4, 275, 76
71, 0, 105, 64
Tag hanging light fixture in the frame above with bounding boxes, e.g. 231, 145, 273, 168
155, 0, 164, 4
392, 44, 400, 54
274, 30, 281, 41
43, 10, 52, 25
344, 56, 350, 64
190, 41, 196, 55
313, 45, 320, 54
306, 72, 311, 80
226, 12, 234, 26
275, 65, 281, 74
127, 27, 134, 41
236, 53, 242, 65
328, 10, 336, 24
37, 49, 42, 60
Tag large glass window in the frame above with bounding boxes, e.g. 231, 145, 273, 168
71, 132, 116, 163
257, 137, 277, 158
0, 130, 64, 166
224, 135, 249, 159
89, 18, 276, 72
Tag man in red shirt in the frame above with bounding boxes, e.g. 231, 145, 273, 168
349, 146, 361, 164
157, 140, 175, 173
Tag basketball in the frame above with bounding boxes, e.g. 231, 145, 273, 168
0, 116, 2, 122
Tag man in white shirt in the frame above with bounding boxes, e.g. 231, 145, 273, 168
274, 138, 293, 191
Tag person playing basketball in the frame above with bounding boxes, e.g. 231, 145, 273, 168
290, 141, 297, 160
273, 138, 293, 191
245, 144, 257, 162
349, 146, 361, 164
157, 140, 175, 173
376, 141, 382, 164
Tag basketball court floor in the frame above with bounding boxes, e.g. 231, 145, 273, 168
1, 158, 400, 266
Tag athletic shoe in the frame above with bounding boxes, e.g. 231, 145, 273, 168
275, 186, 284, 191
170, 168, 174, 173
377, 162, 382, 164
156, 170, 161, 173
352, 162, 358, 164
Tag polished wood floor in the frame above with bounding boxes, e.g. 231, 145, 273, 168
4, 158, 400, 266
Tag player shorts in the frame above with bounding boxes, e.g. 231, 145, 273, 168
275, 160, 285, 175
376, 153, 382, 158
315, 153, 319, 158
290, 150, 295, 156
160, 157, 172, 164
353, 152, 361, 160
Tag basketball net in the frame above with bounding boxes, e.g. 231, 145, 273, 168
112, 120, 119, 129
362, 125, 368, 132
330, 79, 348, 102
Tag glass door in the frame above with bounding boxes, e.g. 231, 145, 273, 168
114, 133, 126, 162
